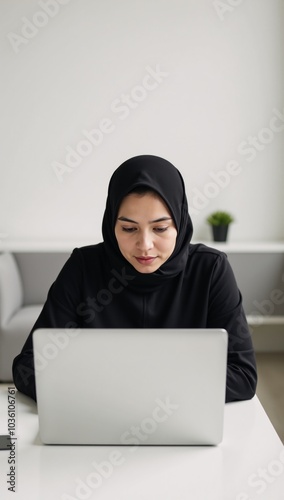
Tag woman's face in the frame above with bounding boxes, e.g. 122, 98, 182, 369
114, 192, 177, 273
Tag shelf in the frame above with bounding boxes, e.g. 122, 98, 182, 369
247, 315, 284, 326
0, 239, 99, 252
193, 241, 284, 253
1, 239, 284, 253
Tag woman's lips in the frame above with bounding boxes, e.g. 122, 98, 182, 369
135, 256, 157, 265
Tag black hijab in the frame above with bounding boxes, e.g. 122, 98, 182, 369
102, 155, 193, 290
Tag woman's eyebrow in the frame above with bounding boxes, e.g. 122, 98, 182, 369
149, 217, 172, 223
117, 216, 172, 223
117, 216, 138, 223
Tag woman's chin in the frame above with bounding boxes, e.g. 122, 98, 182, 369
131, 260, 161, 274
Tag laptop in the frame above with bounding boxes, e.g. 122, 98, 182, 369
33, 328, 228, 446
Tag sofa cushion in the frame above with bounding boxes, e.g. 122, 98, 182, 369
0, 252, 23, 327
14, 252, 70, 305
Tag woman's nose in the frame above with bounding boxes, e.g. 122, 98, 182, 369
136, 231, 154, 250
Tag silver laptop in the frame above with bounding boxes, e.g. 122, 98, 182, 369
33, 328, 228, 446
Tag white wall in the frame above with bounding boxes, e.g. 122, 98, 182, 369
1, 0, 284, 245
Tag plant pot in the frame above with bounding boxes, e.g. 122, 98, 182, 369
211, 225, 229, 242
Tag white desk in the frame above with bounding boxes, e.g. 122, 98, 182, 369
0, 388, 283, 500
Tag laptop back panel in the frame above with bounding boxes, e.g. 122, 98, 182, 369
33, 328, 228, 445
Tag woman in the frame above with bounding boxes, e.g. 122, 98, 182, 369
13, 155, 257, 402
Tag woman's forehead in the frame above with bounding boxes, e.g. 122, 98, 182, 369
117, 192, 172, 217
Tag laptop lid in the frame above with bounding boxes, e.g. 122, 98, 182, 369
33, 328, 228, 446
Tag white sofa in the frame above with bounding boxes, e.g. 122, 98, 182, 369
0, 251, 70, 381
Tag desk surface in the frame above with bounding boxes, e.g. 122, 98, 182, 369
0, 388, 283, 500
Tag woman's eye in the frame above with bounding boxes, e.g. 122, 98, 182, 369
121, 226, 168, 233
122, 227, 136, 233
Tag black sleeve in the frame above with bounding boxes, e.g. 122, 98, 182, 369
12, 249, 84, 401
207, 253, 257, 403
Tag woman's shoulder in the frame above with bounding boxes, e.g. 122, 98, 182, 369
187, 243, 233, 279
74, 242, 104, 255
188, 242, 227, 260
70, 242, 106, 263
186, 242, 231, 274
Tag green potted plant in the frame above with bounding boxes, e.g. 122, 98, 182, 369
206, 211, 234, 242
